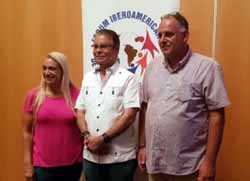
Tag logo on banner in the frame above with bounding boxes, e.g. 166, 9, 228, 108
91, 10, 161, 80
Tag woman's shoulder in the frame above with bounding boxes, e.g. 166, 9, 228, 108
23, 87, 40, 113
25, 87, 40, 99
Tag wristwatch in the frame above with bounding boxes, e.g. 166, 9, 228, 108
102, 133, 112, 144
80, 131, 90, 139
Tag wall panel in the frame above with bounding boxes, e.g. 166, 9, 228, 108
0, 1, 82, 180
216, 0, 250, 180
180, 0, 214, 56
181, 0, 250, 180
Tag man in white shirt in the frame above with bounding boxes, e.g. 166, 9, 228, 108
75, 29, 140, 181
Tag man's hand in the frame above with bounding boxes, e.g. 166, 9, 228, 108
86, 135, 110, 155
198, 158, 215, 181
137, 147, 146, 172
86, 135, 103, 151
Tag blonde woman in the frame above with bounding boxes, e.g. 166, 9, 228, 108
23, 52, 83, 181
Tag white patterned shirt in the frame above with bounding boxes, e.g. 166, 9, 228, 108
75, 62, 140, 163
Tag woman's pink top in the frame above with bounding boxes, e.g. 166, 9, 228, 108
23, 87, 83, 167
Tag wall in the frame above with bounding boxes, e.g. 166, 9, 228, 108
0, 0, 249, 180
0, 1, 83, 181
215, 1, 250, 179
181, 0, 250, 180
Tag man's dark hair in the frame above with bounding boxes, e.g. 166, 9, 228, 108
95, 29, 120, 51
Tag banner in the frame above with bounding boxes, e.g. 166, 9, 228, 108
82, 0, 180, 81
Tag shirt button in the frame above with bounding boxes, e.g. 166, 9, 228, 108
97, 116, 99, 119
98, 104, 101, 107
96, 128, 99, 132
100, 91, 103, 94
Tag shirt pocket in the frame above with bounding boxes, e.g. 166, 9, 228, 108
177, 82, 205, 113
84, 86, 97, 106
105, 87, 123, 109
177, 82, 193, 102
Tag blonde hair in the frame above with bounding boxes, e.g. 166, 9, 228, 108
34, 51, 74, 116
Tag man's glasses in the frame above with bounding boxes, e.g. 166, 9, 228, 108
91, 44, 114, 50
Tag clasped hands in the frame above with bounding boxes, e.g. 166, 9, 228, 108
84, 135, 110, 155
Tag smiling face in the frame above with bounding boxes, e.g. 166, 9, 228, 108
42, 57, 62, 87
158, 17, 189, 61
92, 34, 119, 69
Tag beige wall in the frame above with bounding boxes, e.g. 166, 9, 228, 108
0, 1, 83, 181
215, 1, 250, 180
181, 0, 214, 56
181, 0, 250, 180
0, 0, 249, 180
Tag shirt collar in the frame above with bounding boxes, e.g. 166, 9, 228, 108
162, 47, 192, 73
94, 61, 120, 74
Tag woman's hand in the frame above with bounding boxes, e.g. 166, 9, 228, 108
24, 161, 34, 179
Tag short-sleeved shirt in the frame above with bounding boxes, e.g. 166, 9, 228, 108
23, 86, 83, 167
75, 62, 140, 164
142, 49, 230, 175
